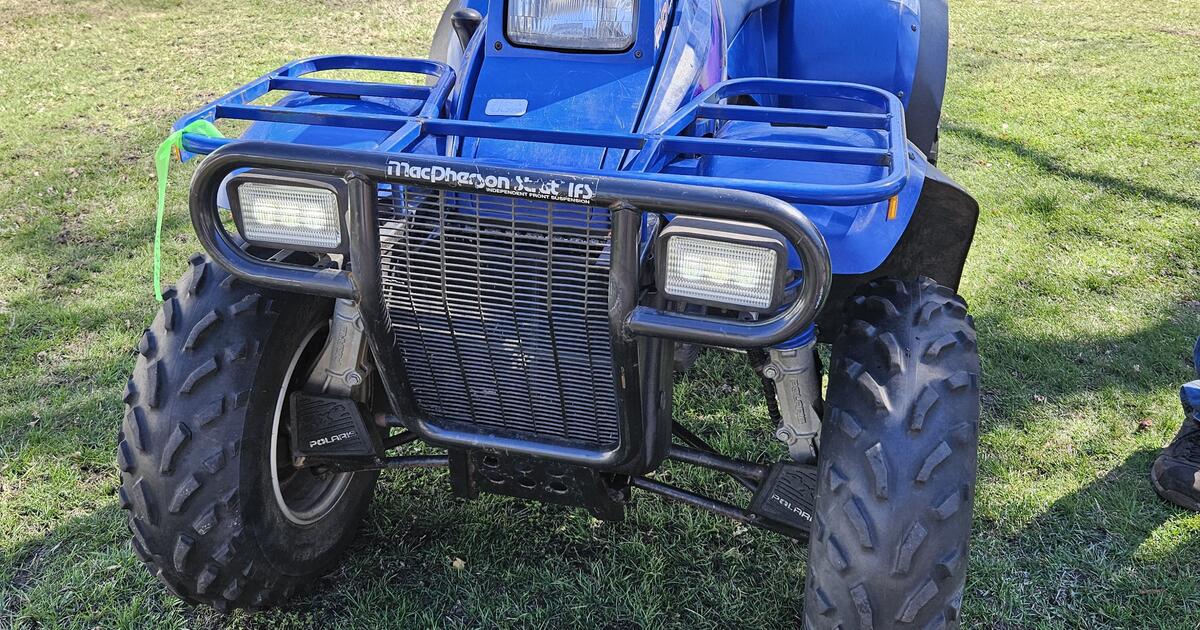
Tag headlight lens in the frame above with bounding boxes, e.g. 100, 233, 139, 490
234, 180, 342, 251
659, 218, 789, 311
507, 0, 636, 52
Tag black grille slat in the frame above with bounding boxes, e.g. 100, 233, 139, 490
377, 185, 619, 445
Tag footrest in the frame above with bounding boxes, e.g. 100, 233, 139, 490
289, 393, 380, 463
749, 460, 819, 532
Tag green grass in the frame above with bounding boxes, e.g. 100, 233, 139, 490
2, 0, 1199, 626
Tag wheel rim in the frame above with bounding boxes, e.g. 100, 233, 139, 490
270, 324, 353, 526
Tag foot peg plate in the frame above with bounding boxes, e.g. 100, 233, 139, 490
289, 393, 380, 464
749, 461, 819, 533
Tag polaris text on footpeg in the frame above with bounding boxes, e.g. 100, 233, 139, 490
288, 393, 380, 466
122, 0, 982, 626
749, 461, 819, 534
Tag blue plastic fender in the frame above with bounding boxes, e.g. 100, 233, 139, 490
719, 0, 776, 45
779, 0, 922, 108
724, 2, 780, 101
635, 0, 724, 134
777, 0, 947, 156
701, 120, 928, 275
238, 94, 414, 149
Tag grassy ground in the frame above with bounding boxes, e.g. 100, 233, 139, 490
2, 0, 1199, 627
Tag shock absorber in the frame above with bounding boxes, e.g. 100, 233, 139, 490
750, 340, 823, 465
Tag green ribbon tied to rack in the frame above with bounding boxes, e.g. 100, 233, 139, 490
153, 120, 224, 301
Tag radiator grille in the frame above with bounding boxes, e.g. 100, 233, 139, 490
377, 185, 620, 445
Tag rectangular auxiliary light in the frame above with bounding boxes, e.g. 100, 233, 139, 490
228, 173, 346, 253
658, 217, 790, 312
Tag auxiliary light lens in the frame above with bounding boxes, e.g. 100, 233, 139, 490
663, 235, 779, 310
236, 181, 341, 250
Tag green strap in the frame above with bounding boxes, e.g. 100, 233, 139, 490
154, 120, 224, 300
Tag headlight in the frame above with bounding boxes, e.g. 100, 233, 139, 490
506, 0, 636, 52
658, 217, 790, 311
228, 173, 346, 252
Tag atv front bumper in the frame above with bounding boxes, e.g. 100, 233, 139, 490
189, 141, 830, 473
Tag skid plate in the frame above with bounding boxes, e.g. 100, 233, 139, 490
449, 450, 627, 520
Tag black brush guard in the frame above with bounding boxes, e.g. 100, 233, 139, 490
189, 141, 831, 475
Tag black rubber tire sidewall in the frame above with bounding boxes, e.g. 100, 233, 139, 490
236, 299, 376, 576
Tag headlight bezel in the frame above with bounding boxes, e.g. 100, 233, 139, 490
657, 216, 792, 312
226, 170, 349, 254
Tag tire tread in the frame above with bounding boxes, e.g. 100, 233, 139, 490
119, 256, 373, 611
804, 277, 980, 629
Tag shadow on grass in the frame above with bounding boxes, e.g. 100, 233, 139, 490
945, 123, 1200, 211
944, 123, 1200, 211
3, 471, 805, 627
2, 503, 167, 626
971, 447, 1200, 624
973, 297, 1200, 434
0, 481, 471, 625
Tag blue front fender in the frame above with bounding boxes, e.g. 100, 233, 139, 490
701, 121, 928, 276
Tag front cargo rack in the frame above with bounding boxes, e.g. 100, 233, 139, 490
175, 55, 911, 206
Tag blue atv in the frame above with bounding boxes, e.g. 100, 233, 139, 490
120, 0, 980, 625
